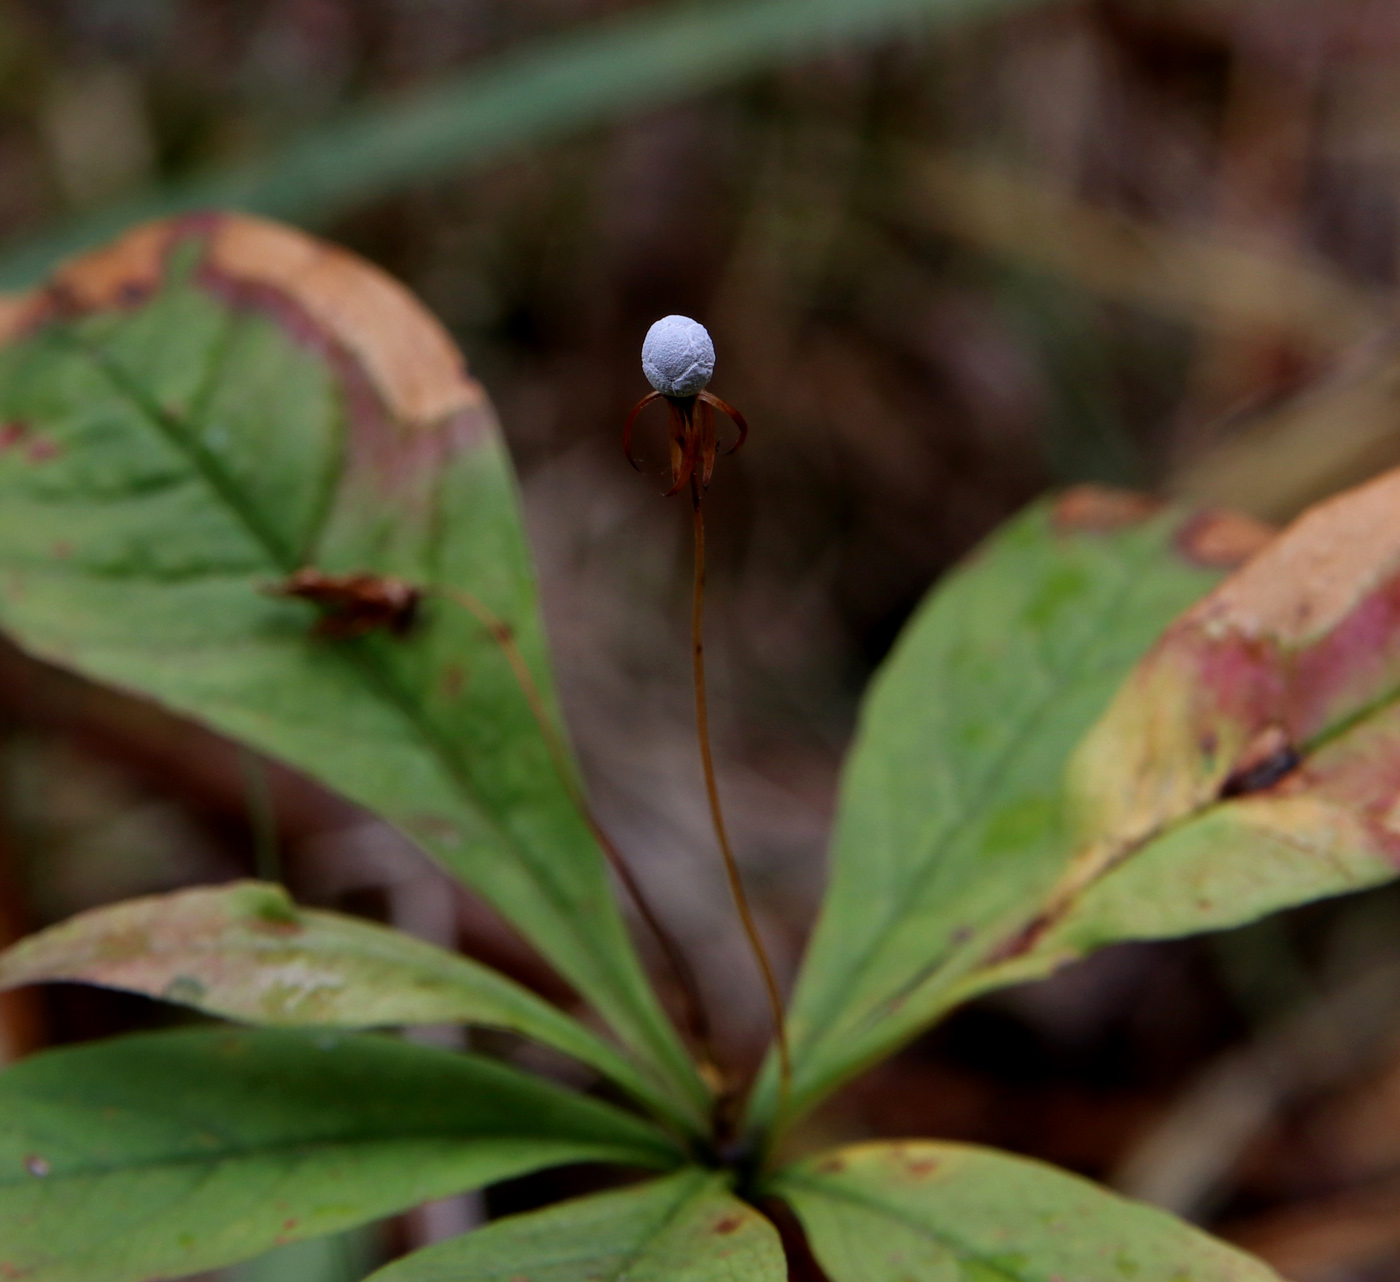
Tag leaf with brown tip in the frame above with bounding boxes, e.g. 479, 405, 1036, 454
1005, 466, 1400, 971
0, 213, 705, 1130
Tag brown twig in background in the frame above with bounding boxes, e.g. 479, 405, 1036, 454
435, 585, 718, 1074
0, 782, 43, 1064
687, 476, 791, 1114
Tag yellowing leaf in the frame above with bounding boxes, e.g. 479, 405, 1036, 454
0, 214, 705, 1129
0, 882, 675, 1118
998, 465, 1400, 972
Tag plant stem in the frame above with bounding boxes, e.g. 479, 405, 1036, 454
688, 477, 792, 1112
237, 746, 281, 883
437, 585, 717, 1071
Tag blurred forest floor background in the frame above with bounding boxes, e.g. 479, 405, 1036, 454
5, 0, 1400, 1278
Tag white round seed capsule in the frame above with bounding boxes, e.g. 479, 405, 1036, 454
641, 315, 714, 397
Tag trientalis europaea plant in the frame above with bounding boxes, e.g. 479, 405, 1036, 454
0, 213, 1385, 1282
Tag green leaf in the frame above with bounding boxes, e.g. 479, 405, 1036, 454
0, 881, 678, 1120
227, 1228, 381, 1282
0, 214, 706, 1129
751, 491, 1271, 1132
771, 1141, 1279, 1282
0, 1028, 680, 1282
0, 0, 1046, 289
365, 1168, 785, 1282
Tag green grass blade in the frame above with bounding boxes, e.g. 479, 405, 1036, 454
0, 0, 1042, 288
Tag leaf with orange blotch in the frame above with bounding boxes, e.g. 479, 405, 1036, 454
770, 1142, 1280, 1282
0, 213, 705, 1132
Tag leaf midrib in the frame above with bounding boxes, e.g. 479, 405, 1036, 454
605, 1172, 716, 1281
71, 334, 555, 916
0, 1132, 640, 1189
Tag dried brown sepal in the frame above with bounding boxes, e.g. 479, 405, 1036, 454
270, 568, 421, 639
623, 389, 748, 498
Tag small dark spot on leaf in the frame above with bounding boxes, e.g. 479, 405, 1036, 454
0, 421, 28, 450
408, 814, 462, 846
713, 1216, 743, 1235
1220, 727, 1300, 798
816, 1157, 846, 1174
50, 541, 71, 560
906, 1158, 938, 1176
118, 280, 149, 306
25, 438, 58, 464
282, 1218, 298, 1232
23, 1155, 49, 1177
987, 913, 1052, 963
441, 663, 466, 700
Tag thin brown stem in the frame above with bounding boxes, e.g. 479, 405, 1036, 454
435, 586, 717, 1072
688, 476, 791, 1113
